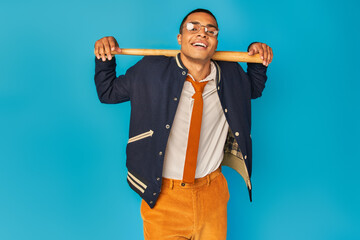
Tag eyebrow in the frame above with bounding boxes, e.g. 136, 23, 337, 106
189, 21, 218, 29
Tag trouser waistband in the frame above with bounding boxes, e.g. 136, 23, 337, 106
162, 168, 222, 189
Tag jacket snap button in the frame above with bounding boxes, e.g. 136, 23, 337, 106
159, 151, 163, 156
150, 201, 153, 204
153, 192, 157, 196
182, 71, 186, 75
244, 155, 247, 160
235, 132, 239, 136
165, 124, 170, 129
157, 177, 161, 181
174, 97, 178, 101
225, 108, 228, 113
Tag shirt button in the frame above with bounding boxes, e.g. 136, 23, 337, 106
235, 132, 239, 136
165, 124, 170, 129
182, 71, 186, 75
159, 151, 163, 156
153, 192, 157, 196
224, 108, 228, 113
181, 183, 185, 187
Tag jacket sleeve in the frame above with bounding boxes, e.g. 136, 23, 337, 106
244, 42, 269, 99
247, 62, 268, 99
94, 57, 133, 104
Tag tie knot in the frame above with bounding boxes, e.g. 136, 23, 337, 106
186, 76, 208, 93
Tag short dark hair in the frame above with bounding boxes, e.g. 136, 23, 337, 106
179, 8, 218, 34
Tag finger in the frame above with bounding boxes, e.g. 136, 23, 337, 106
111, 38, 122, 53
103, 41, 112, 61
95, 41, 102, 60
99, 46, 106, 62
248, 49, 254, 55
251, 45, 259, 54
262, 44, 268, 66
266, 46, 271, 66
116, 46, 122, 53
98, 45, 104, 60
114, 40, 122, 53
109, 39, 116, 52
99, 45, 105, 60
253, 45, 265, 63
257, 45, 264, 61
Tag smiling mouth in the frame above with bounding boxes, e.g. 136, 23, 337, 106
192, 42, 207, 48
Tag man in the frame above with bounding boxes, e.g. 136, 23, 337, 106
94, 8, 272, 240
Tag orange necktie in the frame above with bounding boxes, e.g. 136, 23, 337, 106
182, 76, 208, 183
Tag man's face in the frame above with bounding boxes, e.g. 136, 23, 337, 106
177, 12, 218, 64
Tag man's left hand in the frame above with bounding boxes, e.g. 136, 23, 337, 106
248, 43, 273, 67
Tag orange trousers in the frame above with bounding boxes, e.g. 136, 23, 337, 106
140, 168, 230, 240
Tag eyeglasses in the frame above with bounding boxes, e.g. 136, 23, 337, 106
184, 22, 219, 37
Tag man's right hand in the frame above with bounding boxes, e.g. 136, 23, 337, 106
94, 36, 122, 61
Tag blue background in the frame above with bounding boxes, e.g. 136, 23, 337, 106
1, 0, 359, 239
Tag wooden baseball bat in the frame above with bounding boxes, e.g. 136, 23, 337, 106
110, 49, 263, 63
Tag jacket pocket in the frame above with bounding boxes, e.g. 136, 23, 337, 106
128, 130, 154, 143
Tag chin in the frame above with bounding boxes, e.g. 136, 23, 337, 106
180, 47, 214, 64
190, 52, 213, 61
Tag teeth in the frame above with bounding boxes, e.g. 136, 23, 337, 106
193, 42, 207, 47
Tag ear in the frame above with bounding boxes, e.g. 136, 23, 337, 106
177, 34, 182, 45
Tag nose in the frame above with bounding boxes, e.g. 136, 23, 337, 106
197, 26, 208, 38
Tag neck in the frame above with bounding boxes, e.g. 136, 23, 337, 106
180, 54, 211, 82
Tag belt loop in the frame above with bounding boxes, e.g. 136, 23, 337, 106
169, 179, 174, 190
207, 174, 210, 186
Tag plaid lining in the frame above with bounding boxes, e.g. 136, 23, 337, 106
224, 130, 244, 160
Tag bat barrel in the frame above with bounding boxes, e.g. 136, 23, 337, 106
212, 51, 262, 63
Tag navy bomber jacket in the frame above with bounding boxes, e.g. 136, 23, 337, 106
94, 53, 267, 208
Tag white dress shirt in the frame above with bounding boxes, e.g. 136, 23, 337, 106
162, 62, 229, 179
